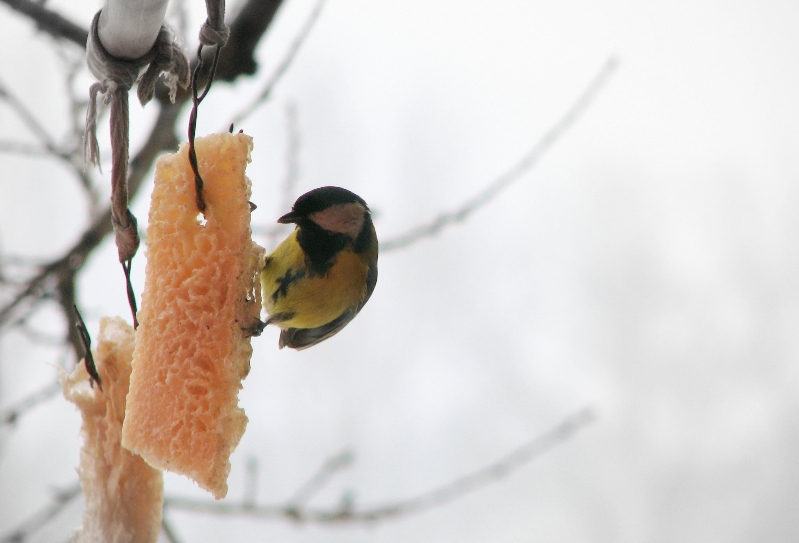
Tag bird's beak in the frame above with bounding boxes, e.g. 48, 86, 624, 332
277, 211, 300, 224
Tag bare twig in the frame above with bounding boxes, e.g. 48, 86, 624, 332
0, 0, 88, 47
262, 101, 302, 249
0, 76, 62, 155
13, 320, 68, 346
0, 256, 74, 335
0, 140, 49, 156
0, 231, 91, 358
58, 45, 90, 147
351, 408, 595, 521
56, 43, 101, 211
281, 102, 301, 213
214, 0, 284, 82
286, 450, 354, 511
243, 456, 259, 507
161, 516, 184, 543
0, 101, 179, 356
0, 254, 49, 269
0, 255, 47, 299
228, 0, 325, 128
0, 482, 82, 543
164, 408, 595, 524
0, 377, 62, 427
381, 58, 619, 252
0, 75, 96, 204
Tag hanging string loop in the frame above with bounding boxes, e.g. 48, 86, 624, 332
187, 0, 229, 214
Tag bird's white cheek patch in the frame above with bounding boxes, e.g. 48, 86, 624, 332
309, 203, 365, 239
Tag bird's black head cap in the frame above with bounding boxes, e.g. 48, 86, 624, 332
278, 186, 368, 224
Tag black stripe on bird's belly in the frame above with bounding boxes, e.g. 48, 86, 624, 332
272, 268, 306, 303
296, 220, 351, 276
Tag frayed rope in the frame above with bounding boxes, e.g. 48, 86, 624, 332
83, 10, 189, 263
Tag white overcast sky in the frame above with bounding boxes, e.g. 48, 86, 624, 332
1, 0, 798, 541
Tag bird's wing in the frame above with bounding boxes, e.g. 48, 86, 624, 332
279, 308, 357, 350
358, 261, 378, 312
281, 252, 377, 350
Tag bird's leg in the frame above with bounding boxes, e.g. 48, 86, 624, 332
242, 318, 267, 338
241, 312, 294, 338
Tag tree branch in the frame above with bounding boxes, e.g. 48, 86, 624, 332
164, 408, 595, 524
0, 76, 64, 157
228, 0, 325, 127
0, 0, 288, 355
0, 75, 97, 206
161, 516, 184, 543
286, 450, 354, 512
381, 57, 619, 252
0, 483, 82, 543
0, 0, 88, 47
0, 140, 49, 157
215, 0, 285, 81
0, 377, 62, 427
0, 99, 180, 343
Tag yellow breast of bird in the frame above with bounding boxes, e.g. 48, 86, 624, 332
261, 230, 368, 329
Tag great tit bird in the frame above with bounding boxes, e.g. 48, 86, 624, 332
259, 186, 378, 349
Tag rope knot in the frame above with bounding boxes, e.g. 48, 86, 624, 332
199, 0, 229, 47
199, 21, 230, 47
83, 9, 188, 269
112, 209, 140, 263
84, 10, 190, 168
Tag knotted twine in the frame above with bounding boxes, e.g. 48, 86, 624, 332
83, 10, 190, 326
200, 0, 229, 48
